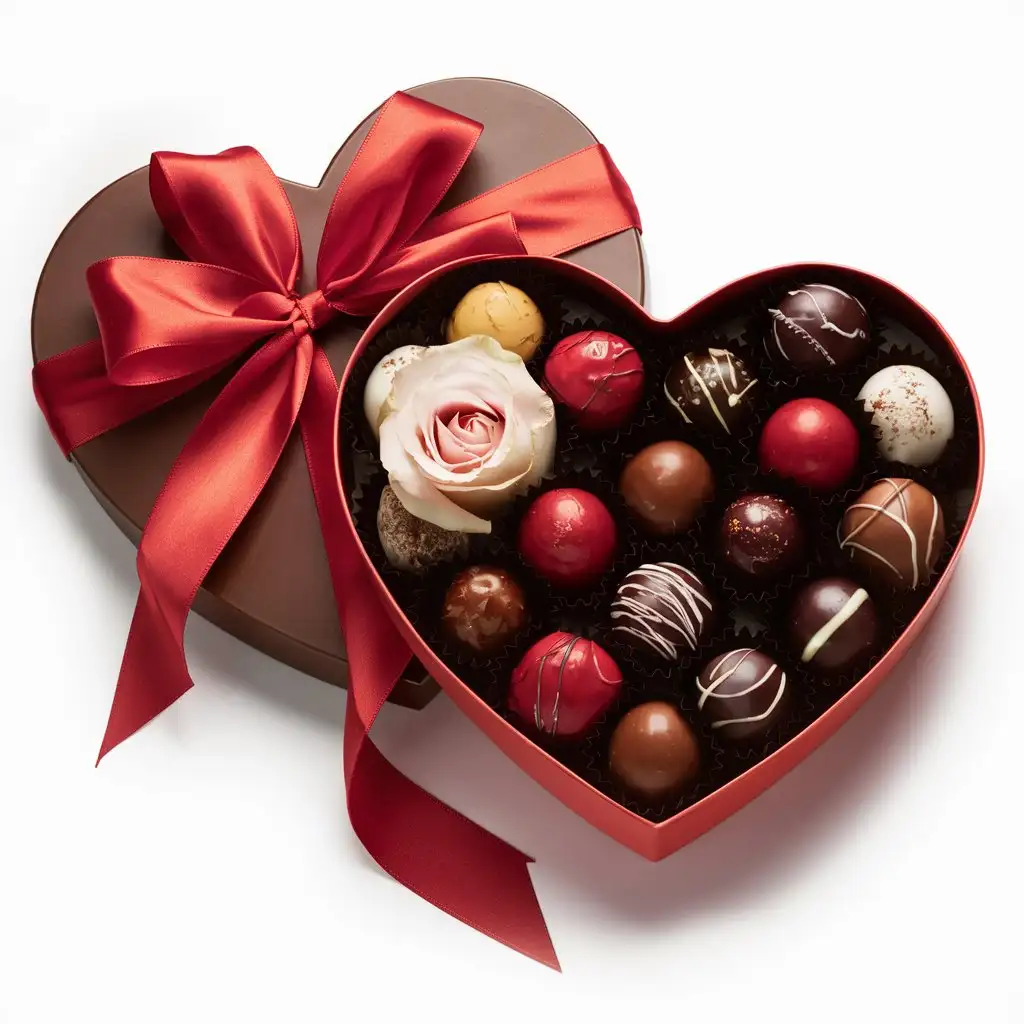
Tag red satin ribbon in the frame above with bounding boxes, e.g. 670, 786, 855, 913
33, 91, 641, 969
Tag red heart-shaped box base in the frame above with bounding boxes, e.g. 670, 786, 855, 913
337, 256, 983, 860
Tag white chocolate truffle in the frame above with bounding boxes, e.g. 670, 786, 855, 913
445, 281, 544, 359
376, 485, 469, 572
362, 345, 426, 438
858, 364, 954, 466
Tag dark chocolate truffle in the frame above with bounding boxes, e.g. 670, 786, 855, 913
789, 578, 878, 673
377, 485, 469, 572
839, 478, 945, 590
442, 566, 528, 655
608, 701, 701, 802
508, 632, 623, 738
767, 283, 870, 372
518, 488, 617, 588
664, 347, 759, 435
720, 494, 804, 580
696, 649, 789, 741
611, 563, 715, 662
619, 440, 715, 536
543, 330, 645, 431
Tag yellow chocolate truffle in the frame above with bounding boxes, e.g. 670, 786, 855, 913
445, 281, 545, 360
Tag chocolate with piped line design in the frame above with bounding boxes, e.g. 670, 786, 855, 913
767, 283, 870, 371
664, 347, 759, 435
788, 577, 878, 673
696, 648, 788, 741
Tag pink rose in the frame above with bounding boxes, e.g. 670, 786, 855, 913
379, 335, 556, 533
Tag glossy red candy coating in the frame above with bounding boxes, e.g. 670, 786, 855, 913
758, 398, 860, 491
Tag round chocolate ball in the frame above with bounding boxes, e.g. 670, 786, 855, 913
377, 485, 469, 572
858, 364, 955, 467
619, 440, 715, 536
789, 578, 878, 673
839, 478, 945, 590
758, 397, 860, 491
696, 649, 789, 741
518, 488, 617, 588
442, 566, 528, 655
543, 330, 645, 431
767, 283, 870, 372
608, 702, 701, 803
445, 281, 545, 360
720, 494, 805, 580
362, 344, 426, 438
664, 347, 759, 435
611, 562, 715, 662
508, 632, 623, 738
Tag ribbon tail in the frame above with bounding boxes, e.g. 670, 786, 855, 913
97, 329, 312, 761
298, 350, 558, 970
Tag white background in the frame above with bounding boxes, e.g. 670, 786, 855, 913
1, 2, 1021, 1021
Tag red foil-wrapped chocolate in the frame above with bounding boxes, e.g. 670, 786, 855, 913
508, 632, 623, 738
542, 330, 645, 431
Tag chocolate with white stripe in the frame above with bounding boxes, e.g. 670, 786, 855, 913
664, 347, 759, 435
788, 578, 878, 673
767, 283, 871, 372
696, 649, 789, 742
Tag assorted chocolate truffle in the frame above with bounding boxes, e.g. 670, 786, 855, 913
442, 566, 528, 655
518, 488, 617, 588
858, 364, 955, 467
696, 649, 789, 741
768, 283, 871, 371
619, 440, 715, 536
377, 485, 469, 572
789, 578, 878, 673
720, 494, 805, 580
758, 397, 860, 491
446, 281, 545, 359
664, 347, 759, 435
543, 330, 645, 431
839, 478, 945, 590
509, 633, 623, 738
611, 563, 715, 662
362, 344, 425, 438
608, 701, 701, 803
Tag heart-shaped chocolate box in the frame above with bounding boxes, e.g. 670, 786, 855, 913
31, 78, 644, 708
337, 255, 984, 860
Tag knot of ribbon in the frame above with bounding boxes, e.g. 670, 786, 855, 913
33, 90, 642, 970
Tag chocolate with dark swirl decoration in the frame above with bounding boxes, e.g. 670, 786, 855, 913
767, 283, 870, 372
611, 562, 715, 662
664, 347, 759, 435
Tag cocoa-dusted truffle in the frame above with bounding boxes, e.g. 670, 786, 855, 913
619, 440, 714, 536
518, 488, 617, 588
664, 347, 759, 435
377, 485, 469, 572
720, 494, 804, 580
839, 478, 945, 590
788, 578, 878, 673
446, 281, 544, 360
696, 649, 789, 741
611, 563, 715, 662
767, 283, 870, 371
442, 566, 528, 655
543, 330, 645, 431
608, 702, 701, 803
508, 632, 623, 738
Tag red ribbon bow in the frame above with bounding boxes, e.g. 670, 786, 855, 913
33, 91, 641, 969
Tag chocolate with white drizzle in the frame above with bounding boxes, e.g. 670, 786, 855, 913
788, 578, 878, 673
611, 562, 715, 662
664, 347, 759, 435
696, 649, 789, 741
839, 478, 945, 591
767, 283, 870, 372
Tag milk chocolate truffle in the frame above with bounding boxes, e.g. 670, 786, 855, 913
611, 563, 715, 662
518, 488, 618, 588
377, 485, 469, 572
362, 344, 425, 438
446, 281, 545, 360
608, 702, 701, 803
543, 330, 645, 431
664, 348, 759, 435
720, 494, 804, 580
767, 283, 870, 371
696, 649, 788, 741
442, 566, 528, 655
789, 578, 878, 673
839, 478, 945, 590
858, 364, 955, 467
508, 632, 623, 738
619, 440, 715, 536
